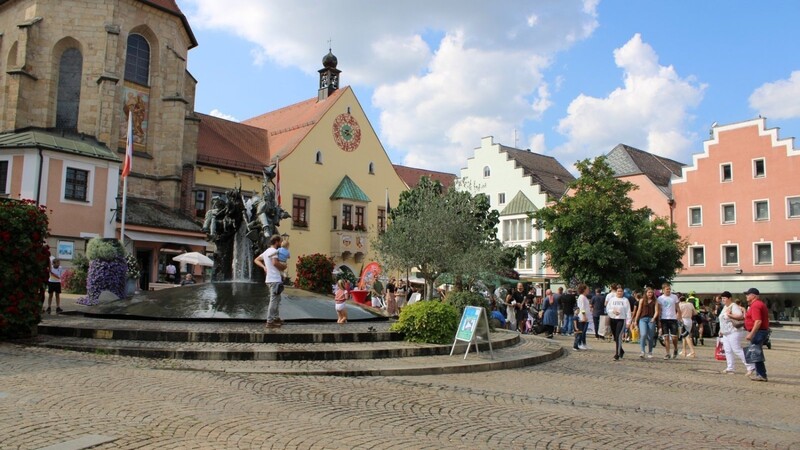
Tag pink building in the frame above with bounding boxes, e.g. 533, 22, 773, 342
671, 118, 800, 308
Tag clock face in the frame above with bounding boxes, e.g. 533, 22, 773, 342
333, 113, 361, 151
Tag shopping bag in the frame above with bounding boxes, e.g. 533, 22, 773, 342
744, 343, 765, 363
714, 338, 726, 361
630, 327, 639, 342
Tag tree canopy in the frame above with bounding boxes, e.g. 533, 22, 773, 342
375, 177, 506, 298
529, 156, 686, 290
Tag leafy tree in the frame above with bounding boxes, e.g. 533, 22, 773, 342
375, 177, 504, 299
530, 156, 686, 290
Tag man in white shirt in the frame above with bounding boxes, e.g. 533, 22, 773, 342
254, 234, 287, 328
657, 282, 682, 359
46, 258, 64, 314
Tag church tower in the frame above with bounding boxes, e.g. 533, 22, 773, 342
318, 49, 341, 101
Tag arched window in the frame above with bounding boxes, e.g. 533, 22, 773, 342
483, 166, 491, 177
56, 48, 83, 130
368, 162, 374, 174
125, 34, 150, 85
315, 150, 323, 164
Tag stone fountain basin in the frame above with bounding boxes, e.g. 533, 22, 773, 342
85, 283, 385, 322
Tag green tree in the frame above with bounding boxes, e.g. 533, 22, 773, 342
530, 156, 686, 289
375, 177, 503, 299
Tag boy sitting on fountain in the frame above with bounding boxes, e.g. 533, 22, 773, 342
277, 239, 291, 285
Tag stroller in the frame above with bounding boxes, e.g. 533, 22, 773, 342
524, 306, 545, 335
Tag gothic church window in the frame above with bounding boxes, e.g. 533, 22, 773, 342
56, 48, 83, 130
125, 34, 150, 86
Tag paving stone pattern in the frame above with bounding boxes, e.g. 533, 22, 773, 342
1, 335, 799, 449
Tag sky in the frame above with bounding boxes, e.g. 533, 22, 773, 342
178, 0, 800, 175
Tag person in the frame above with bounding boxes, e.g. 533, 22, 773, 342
590, 288, 605, 340
633, 287, 659, 359
277, 239, 291, 283
687, 291, 700, 311
254, 234, 287, 328
180, 273, 196, 286
541, 289, 558, 338
573, 284, 591, 350
560, 288, 577, 336
607, 286, 632, 360
744, 287, 770, 381
718, 291, 754, 375
657, 282, 682, 359
554, 287, 564, 335
334, 279, 349, 324
506, 283, 526, 332
165, 263, 177, 283
46, 258, 64, 314
677, 295, 697, 358
385, 278, 397, 316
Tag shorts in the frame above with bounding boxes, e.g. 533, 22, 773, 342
335, 302, 346, 312
682, 318, 693, 332
660, 319, 678, 336
48, 281, 61, 294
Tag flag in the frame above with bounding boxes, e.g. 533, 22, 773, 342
122, 110, 133, 178
275, 157, 281, 205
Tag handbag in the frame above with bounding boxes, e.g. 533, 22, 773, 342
714, 338, 726, 361
744, 343, 765, 363
730, 317, 744, 329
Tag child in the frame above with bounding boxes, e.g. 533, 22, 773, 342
334, 279, 349, 324
277, 239, 291, 285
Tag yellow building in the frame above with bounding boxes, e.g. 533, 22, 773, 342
193, 51, 407, 279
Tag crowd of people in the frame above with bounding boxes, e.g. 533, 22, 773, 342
490, 281, 771, 382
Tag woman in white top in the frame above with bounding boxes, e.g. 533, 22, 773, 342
718, 291, 755, 375
607, 286, 632, 361
573, 284, 591, 351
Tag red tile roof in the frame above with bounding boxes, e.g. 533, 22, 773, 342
243, 87, 346, 160
393, 164, 457, 190
196, 113, 270, 173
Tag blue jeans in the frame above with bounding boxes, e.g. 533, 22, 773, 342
266, 282, 282, 322
562, 314, 574, 334
750, 329, 769, 378
573, 321, 588, 348
638, 317, 656, 353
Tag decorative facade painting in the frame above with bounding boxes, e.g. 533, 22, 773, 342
119, 83, 149, 150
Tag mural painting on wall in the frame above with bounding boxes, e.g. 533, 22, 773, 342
119, 83, 149, 150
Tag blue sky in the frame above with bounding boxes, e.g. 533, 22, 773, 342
178, 0, 800, 174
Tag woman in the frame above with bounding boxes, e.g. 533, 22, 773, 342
541, 290, 559, 338
573, 284, 591, 350
678, 295, 696, 357
633, 287, 659, 359
718, 291, 755, 375
385, 278, 397, 316
606, 286, 632, 360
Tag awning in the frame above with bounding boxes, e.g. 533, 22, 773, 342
125, 230, 208, 248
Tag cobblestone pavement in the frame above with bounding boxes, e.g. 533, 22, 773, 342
1, 334, 799, 449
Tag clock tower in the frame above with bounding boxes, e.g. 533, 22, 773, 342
318, 49, 341, 101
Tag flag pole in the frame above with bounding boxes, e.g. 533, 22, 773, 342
120, 110, 133, 249
120, 176, 128, 247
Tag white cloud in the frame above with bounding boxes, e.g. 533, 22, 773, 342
529, 133, 546, 153
209, 109, 238, 122
749, 71, 800, 119
183, 0, 599, 172
555, 34, 705, 162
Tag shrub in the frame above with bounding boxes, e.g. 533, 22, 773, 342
64, 253, 89, 294
86, 237, 123, 261
446, 291, 489, 316
391, 300, 459, 344
0, 199, 50, 339
124, 253, 141, 280
77, 257, 127, 305
294, 253, 334, 294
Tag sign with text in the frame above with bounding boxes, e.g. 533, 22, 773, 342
450, 306, 493, 360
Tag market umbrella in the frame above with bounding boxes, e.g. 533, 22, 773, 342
172, 252, 214, 267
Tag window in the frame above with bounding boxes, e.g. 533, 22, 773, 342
315, 151, 322, 164
722, 245, 739, 266
721, 203, 736, 224
755, 243, 772, 265
331, 215, 337, 230
355, 206, 365, 230
55, 48, 82, 130
342, 204, 352, 229
0, 160, 8, 194
689, 207, 702, 226
483, 166, 490, 177
194, 190, 206, 218
124, 34, 150, 85
720, 163, 732, 182
498, 193, 506, 204
788, 197, 800, 218
292, 196, 308, 227
65, 167, 88, 201
753, 158, 766, 178
517, 249, 530, 270
502, 218, 531, 242
754, 200, 769, 221
689, 246, 705, 266
368, 162, 374, 175
378, 207, 386, 233
788, 242, 800, 264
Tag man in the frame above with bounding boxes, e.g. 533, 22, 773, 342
657, 282, 682, 359
254, 234, 288, 328
165, 263, 177, 283
744, 288, 770, 381
560, 288, 577, 335
591, 288, 605, 339
506, 283, 526, 332
46, 258, 64, 314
